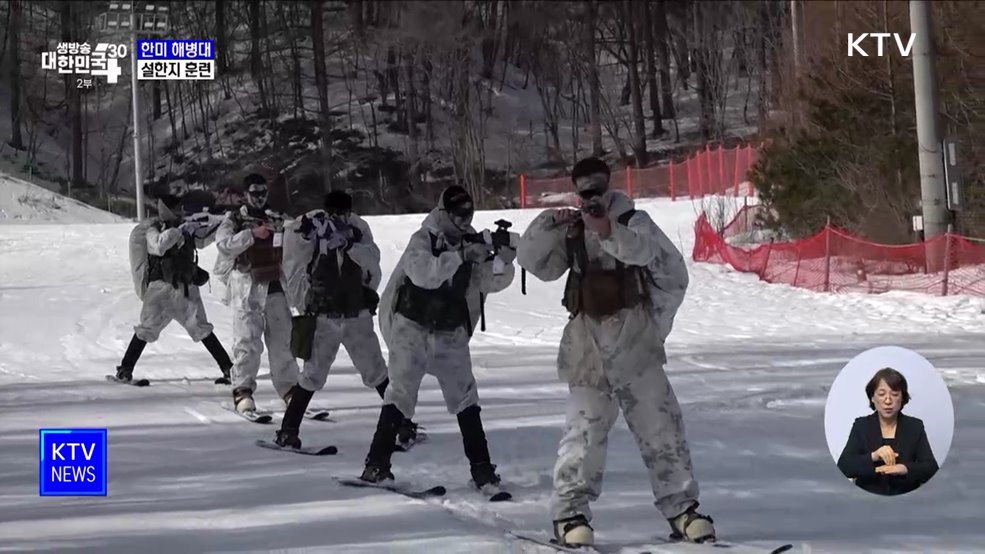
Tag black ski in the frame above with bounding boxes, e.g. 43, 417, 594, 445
478, 483, 512, 502
214, 376, 231, 385
105, 375, 150, 387
255, 439, 337, 455
221, 404, 273, 424
509, 531, 793, 553
304, 408, 332, 421
334, 476, 446, 500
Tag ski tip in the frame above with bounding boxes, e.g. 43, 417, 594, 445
489, 491, 512, 502
318, 445, 339, 455
770, 546, 794, 554
214, 377, 231, 385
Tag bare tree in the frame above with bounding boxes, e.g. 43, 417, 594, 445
310, 0, 332, 191
8, 0, 24, 150
623, 0, 647, 166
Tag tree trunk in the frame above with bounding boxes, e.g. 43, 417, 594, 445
62, 1, 83, 192
152, 80, 162, 120
625, 1, 647, 166
164, 82, 178, 151
643, 1, 664, 137
588, 0, 603, 157
310, 0, 332, 192
423, 55, 435, 149
9, 0, 24, 150
692, 1, 712, 141
216, 0, 227, 73
405, 51, 420, 187
480, 0, 499, 80
654, 0, 675, 118
249, 0, 266, 112
387, 46, 403, 131
757, 0, 770, 125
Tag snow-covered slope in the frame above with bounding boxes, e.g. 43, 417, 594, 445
0, 172, 127, 225
0, 198, 983, 552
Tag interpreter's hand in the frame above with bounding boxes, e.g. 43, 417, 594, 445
252, 224, 272, 240
582, 211, 611, 238
875, 464, 909, 476
871, 445, 899, 466
552, 208, 581, 226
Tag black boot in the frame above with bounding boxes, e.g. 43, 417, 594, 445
202, 333, 232, 384
457, 405, 500, 488
276, 384, 313, 449
116, 335, 147, 381
361, 404, 403, 483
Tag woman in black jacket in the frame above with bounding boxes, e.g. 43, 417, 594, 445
837, 368, 939, 496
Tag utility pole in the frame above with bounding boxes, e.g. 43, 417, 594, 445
909, 0, 948, 239
129, 2, 144, 221
99, 2, 169, 221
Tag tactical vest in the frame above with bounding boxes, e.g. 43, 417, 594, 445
562, 210, 651, 319
305, 248, 375, 317
233, 211, 283, 283
147, 223, 199, 295
395, 233, 473, 334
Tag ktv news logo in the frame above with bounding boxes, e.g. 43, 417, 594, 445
39, 428, 108, 496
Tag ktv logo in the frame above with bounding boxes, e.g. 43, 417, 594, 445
847, 33, 916, 57
39, 428, 107, 496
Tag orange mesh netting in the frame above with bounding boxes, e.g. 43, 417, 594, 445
693, 205, 985, 297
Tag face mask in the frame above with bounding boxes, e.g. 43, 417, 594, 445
246, 185, 268, 208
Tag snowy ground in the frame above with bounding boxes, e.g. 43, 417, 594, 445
1, 196, 984, 553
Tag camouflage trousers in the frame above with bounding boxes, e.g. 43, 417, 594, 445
134, 280, 214, 343
298, 313, 389, 393
383, 314, 478, 419
550, 362, 699, 522
230, 291, 299, 400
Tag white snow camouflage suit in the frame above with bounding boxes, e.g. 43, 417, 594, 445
377, 202, 515, 419
133, 218, 220, 344
214, 210, 299, 400
516, 190, 698, 522
280, 210, 388, 394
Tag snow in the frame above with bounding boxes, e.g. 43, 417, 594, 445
0, 173, 127, 225
1, 195, 984, 552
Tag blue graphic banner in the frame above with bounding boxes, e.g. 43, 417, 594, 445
137, 39, 215, 60
39, 428, 108, 496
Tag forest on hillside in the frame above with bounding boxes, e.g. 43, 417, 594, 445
1, 1, 981, 243
0, 0, 782, 216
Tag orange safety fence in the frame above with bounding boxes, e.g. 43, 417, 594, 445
693, 204, 985, 297
519, 143, 759, 208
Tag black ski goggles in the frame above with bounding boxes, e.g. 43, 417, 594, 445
246, 185, 269, 198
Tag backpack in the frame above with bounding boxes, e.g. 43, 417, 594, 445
128, 219, 158, 300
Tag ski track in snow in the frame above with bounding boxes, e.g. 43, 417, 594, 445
1, 198, 984, 552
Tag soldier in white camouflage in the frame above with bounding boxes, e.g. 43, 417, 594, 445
517, 158, 715, 546
274, 190, 415, 449
214, 174, 300, 413
358, 185, 516, 494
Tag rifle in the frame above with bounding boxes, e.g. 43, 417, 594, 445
462, 219, 519, 251
236, 208, 288, 233
461, 219, 520, 332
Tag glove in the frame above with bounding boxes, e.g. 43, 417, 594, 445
178, 221, 198, 236
252, 224, 272, 240
323, 232, 349, 251
160, 227, 185, 249
497, 246, 517, 265
553, 208, 581, 226
297, 215, 315, 237
349, 225, 364, 244
463, 242, 494, 263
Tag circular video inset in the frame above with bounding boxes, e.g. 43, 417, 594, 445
824, 346, 953, 496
